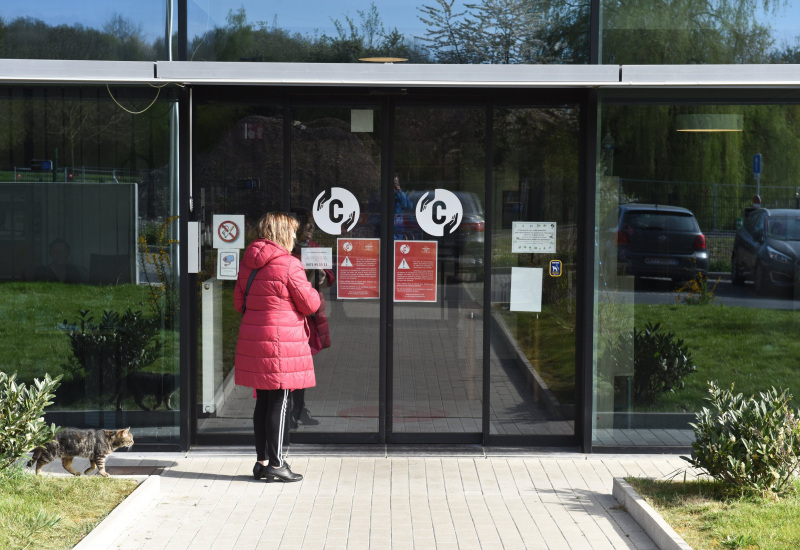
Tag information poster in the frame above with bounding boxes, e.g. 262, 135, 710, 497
394, 241, 437, 302
337, 238, 380, 299
217, 249, 240, 280
511, 221, 557, 253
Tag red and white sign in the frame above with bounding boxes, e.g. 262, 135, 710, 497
394, 240, 437, 302
212, 214, 245, 249
337, 238, 380, 299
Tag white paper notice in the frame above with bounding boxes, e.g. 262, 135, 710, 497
511, 221, 556, 253
510, 267, 542, 312
301, 247, 332, 269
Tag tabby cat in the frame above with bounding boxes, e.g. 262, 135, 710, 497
27, 427, 134, 477
110, 372, 177, 411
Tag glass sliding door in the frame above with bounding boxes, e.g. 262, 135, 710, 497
194, 100, 285, 439
289, 104, 383, 436
489, 105, 580, 439
391, 105, 486, 437
191, 91, 582, 446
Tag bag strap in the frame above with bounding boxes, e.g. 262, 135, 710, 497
242, 268, 259, 313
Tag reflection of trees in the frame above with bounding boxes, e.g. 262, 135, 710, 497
46, 98, 127, 169
3, 2, 798, 65
1, 15, 156, 60
604, 103, 800, 230
193, 113, 381, 225
188, 5, 427, 63
417, 0, 574, 63
602, 0, 781, 64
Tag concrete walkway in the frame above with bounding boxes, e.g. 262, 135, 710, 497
48, 447, 699, 550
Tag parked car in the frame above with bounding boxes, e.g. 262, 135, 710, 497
731, 207, 800, 295
602, 203, 709, 282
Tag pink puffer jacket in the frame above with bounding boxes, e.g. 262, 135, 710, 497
234, 239, 321, 390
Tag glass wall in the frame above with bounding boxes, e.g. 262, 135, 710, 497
490, 105, 580, 438
601, 0, 800, 64
186, 0, 589, 63
0, 85, 180, 446
594, 95, 800, 448
1, 1, 175, 60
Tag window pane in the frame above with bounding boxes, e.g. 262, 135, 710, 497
0, 86, 180, 446
594, 99, 800, 448
601, 0, 800, 64
490, 106, 579, 436
186, 0, 589, 63
1, 1, 173, 60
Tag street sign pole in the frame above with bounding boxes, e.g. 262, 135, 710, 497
753, 153, 762, 195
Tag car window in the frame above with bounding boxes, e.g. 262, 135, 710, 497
623, 211, 696, 232
744, 210, 764, 235
767, 216, 800, 240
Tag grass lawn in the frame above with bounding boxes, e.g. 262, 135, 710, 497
631, 303, 800, 412
629, 477, 800, 550
0, 465, 138, 550
0, 282, 178, 387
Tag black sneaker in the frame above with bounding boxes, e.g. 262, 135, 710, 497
298, 408, 319, 426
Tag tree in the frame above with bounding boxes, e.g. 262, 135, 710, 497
417, 0, 476, 63
602, 0, 780, 64
417, 0, 575, 64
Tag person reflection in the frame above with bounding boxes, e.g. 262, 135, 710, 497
291, 210, 335, 429
34, 239, 81, 283
393, 174, 413, 239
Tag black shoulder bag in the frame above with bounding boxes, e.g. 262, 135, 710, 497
242, 268, 259, 313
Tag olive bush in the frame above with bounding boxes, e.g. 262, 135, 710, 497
0, 372, 61, 471
683, 381, 800, 494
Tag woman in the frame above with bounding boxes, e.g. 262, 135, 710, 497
234, 212, 320, 483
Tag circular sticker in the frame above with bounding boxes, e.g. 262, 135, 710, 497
399, 244, 410, 254
217, 221, 240, 242
415, 189, 463, 237
312, 187, 360, 235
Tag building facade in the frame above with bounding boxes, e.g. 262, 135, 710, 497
2, 0, 799, 452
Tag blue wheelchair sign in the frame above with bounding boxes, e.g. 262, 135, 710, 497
549, 260, 562, 277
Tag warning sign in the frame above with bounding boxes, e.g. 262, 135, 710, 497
212, 214, 245, 249
394, 240, 437, 302
337, 238, 380, 299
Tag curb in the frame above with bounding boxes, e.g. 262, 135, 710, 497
612, 477, 693, 550
74, 475, 160, 550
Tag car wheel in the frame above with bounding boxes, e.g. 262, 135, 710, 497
754, 263, 769, 295
730, 255, 745, 285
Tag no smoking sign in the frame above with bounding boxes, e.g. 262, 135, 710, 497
213, 214, 245, 249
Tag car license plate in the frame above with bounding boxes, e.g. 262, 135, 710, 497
644, 257, 678, 265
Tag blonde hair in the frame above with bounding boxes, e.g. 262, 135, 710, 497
256, 212, 299, 253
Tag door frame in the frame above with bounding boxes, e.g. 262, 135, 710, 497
185, 85, 591, 449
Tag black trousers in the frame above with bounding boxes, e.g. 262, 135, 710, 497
253, 389, 289, 467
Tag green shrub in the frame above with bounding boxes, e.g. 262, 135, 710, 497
64, 308, 162, 381
602, 321, 697, 405
0, 372, 61, 471
683, 381, 800, 494
632, 321, 696, 404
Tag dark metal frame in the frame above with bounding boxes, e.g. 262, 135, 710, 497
185, 86, 590, 450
